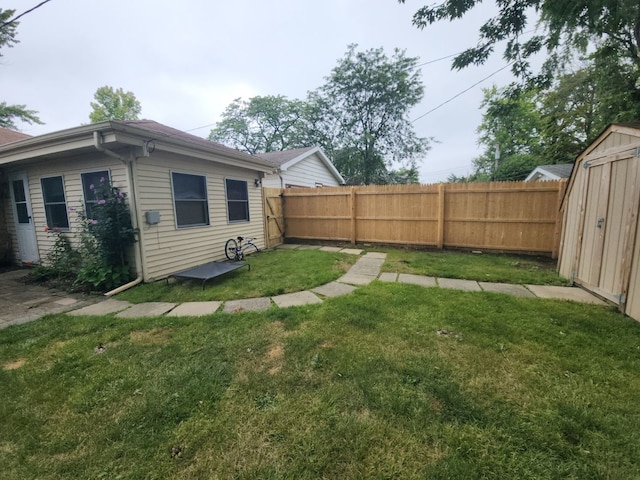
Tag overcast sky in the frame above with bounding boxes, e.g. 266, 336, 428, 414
1, 0, 523, 183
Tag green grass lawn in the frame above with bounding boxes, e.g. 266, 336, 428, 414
382, 248, 570, 285
2, 281, 639, 479
117, 247, 567, 304
116, 249, 357, 303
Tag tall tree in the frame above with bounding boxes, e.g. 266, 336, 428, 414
0, 7, 43, 130
472, 86, 544, 181
209, 95, 308, 154
313, 44, 429, 185
399, 0, 640, 87
89, 86, 142, 123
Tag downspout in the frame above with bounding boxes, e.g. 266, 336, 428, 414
93, 131, 144, 295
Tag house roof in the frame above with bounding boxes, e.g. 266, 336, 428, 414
0, 127, 31, 145
258, 146, 345, 184
0, 119, 276, 172
525, 164, 573, 182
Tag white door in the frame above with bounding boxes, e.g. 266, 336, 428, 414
9, 173, 39, 264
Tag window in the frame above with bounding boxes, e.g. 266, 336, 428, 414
171, 172, 209, 227
81, 170, 110, 220
41, 176, 69, 229
225, 179, 249, 222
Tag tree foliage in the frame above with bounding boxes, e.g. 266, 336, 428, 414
399, 0, 640, 87
209, 95, 308, 154
0, 8, 43, 130
312, 45, 429, 185
89, 86, 142, 123
209, 45, 429, 185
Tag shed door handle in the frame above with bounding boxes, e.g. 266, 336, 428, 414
597, 217, 605, 229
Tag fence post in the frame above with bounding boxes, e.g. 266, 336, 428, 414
437, 183, 445, 249
350, 187, 356, 245
552, 180, 567, 259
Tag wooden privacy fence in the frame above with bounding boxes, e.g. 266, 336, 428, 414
266, 181, 567, 257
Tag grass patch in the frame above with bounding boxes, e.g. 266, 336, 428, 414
382, 248, 569, 285
1, 283, 639, 478
116, 249, 356, 303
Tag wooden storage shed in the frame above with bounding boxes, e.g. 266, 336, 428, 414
559, 123, 640, 322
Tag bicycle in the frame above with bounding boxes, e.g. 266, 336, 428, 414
224, 236, 260, 261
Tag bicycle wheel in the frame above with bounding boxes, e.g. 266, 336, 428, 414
246, 239, 260, 254
224, 238, 238, 261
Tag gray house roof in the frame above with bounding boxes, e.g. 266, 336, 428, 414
525, 164, 573, 182
0, 120, 276, 172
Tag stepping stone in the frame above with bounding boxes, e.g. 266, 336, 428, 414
437, 278, 482, 291
319, 246, 342, 252
54, 297, 78, 306
271, 291, 322, 308
167, 301, 222, 317
526, 285, 607, 305
337, 273, 376, 285
378, 272, 398, 282
339, 248, 363, 255
397, 274, 436, 287
479, 282, 535, 297
69, 299, 133, 316
363, 252, 387, 259
223, 297, 271, 313
116, 302, 177, 318
312, 282, 357, 297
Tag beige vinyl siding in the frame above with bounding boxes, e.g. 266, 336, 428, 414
135, 152, 265, 281
3, 194, 19, 263
5, 155, 128, 264
262, 153, 341, 188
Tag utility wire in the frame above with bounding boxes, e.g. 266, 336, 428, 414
0, 0, 53, 29
412, 62, 514, 123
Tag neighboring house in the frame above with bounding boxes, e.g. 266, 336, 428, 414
558, 123, 640, 323
258, 146, 344, 188
0, 120, 276, 283
524, 164, 573, 182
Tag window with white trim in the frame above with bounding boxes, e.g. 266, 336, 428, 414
81, 170, 110, 220
225, 179, 249, 222
171, 172, 210, 227
41, 176, 69, 229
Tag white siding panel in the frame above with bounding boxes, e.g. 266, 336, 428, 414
283, 153, 340, 187
135, 152, 266, 281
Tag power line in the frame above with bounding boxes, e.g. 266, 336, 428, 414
411, 62, 514, 123
0, 0, 53, 29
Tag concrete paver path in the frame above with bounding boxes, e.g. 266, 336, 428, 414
0, 245, 610, 327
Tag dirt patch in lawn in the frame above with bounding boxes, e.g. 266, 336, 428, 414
130, 328, 174, 345
3, 358, 26, 370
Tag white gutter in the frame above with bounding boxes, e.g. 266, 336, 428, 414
93, 131, 144, 295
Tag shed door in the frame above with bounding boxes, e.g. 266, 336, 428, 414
575, 153, 640, 305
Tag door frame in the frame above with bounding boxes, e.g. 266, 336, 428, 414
8, 172, 40, 264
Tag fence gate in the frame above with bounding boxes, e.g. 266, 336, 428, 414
262, 188, 285, 248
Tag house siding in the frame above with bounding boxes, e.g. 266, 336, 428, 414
4, 154, 128, 263
262, 153, 341, 188
135, 152, 265, 281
